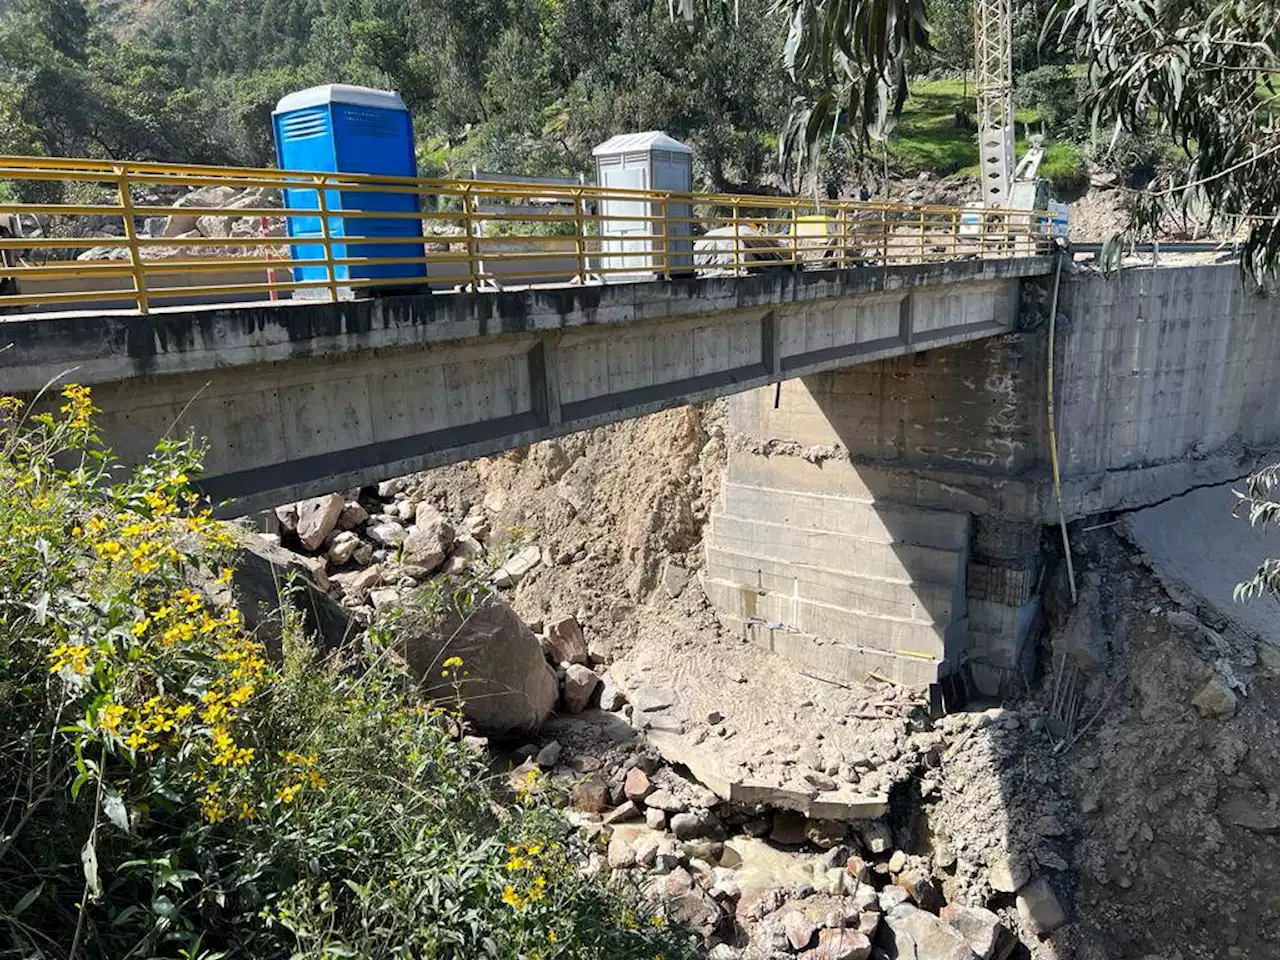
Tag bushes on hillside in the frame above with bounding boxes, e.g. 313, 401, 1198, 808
0, 386, 694, 959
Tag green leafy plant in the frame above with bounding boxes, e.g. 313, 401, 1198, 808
0, 385, 696, 959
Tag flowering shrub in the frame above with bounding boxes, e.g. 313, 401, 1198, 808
0, 387, 695, 959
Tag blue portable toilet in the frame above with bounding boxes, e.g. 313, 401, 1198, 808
272, 84, 426, 291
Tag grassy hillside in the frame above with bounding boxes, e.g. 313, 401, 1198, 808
888, 77, 1089, 197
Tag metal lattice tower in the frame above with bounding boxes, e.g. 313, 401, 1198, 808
974, 0, 1016, 207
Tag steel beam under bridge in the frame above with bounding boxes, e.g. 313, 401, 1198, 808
2, 257, 1051, 515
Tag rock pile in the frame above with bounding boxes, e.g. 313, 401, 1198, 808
923, 706, 1074, 952
76, 185, 287, 262
501, 696, 1065, 958
271, 481, 492, 615
268, 477, 627, 728
72, 183, 466, 263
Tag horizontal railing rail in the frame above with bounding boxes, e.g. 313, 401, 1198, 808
0, 156, 1056, 315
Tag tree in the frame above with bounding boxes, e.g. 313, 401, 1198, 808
928, 0, 974, 79
1047, 0, 1280, 279
666, 0, 932, 176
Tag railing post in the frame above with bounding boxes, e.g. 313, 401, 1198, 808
573, 189, 587, 285
881, 207, 889, 265
314, 175, 340, 302
115, 167, 148, 315
918, 207, 927, 263
660, 194, 671, 281
839, 206, 850, 270
951, 210, 960, 259
461, 184, 478, 292
261, 215, 280, 301
732, 199, 742, 276
790, 203, 799, 271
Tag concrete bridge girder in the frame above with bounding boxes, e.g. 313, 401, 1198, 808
2, 259, 1045, 514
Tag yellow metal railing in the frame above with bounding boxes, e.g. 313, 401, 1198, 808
0, 156, 1055, 315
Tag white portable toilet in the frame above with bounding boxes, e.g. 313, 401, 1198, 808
593, 131, 693, 278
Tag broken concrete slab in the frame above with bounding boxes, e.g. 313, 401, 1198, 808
645, 728, 888, 820
1125, 483, 1280, 647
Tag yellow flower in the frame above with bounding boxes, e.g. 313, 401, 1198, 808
650, 914, 666, 927
93, 540, 123, 558
501, 886, 524, 910
200, 795, 228, 823
506, 854, 528, 871
237, 802, 256, 821
49, 643, 90, 676
59, 383, 94, 430
276, 783, 302, 804
225, 684, 254, 707
146, 711, 176, 734
100, 704, 127, 733
175, 704, 195, 720
124, 731, 148, 751
215, 567, 234, 585
131, 618, 151, 637
443, 656, 464, 669
547, 930, 558, 943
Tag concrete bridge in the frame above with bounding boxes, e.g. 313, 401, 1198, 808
5, 254, 1278, 696
4, 159, 1274, 697
2, 257, 1048, 512
8, 259, 1276, 698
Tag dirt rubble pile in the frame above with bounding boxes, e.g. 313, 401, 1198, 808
250, 404, 1088, 958
251, 396, 1280, 959
1041, 521, 1280, 960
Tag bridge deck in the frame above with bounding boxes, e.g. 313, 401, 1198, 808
3, 257, 1051, 514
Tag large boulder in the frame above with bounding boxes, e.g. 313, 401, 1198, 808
223, 531, 354, 658
694, 225, 787, 274
1016, 877, 1066, 935
542, 615, 589, 664
403, 512, 453, 572
940, 904, 1009, 960
296, 494, 344, 550
879, 907, 976, 960
163, 185, 239, 236
396, 586, 557, 733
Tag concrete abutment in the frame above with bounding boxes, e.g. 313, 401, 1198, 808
704, 327, 1047, 694
704, 264, 1280, 695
